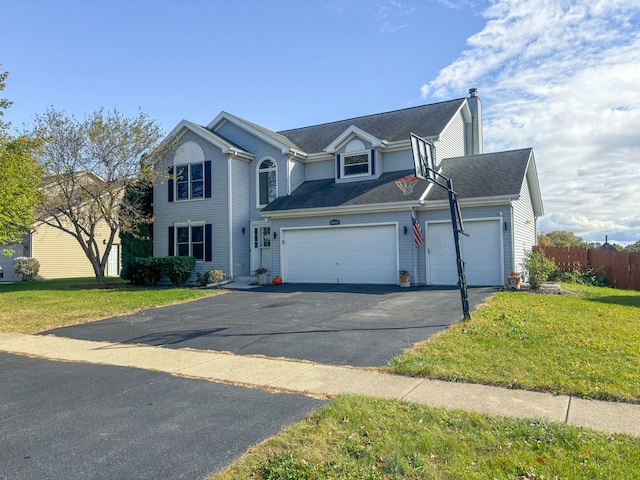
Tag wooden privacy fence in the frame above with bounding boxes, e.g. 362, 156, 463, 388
533, 246, 640, 291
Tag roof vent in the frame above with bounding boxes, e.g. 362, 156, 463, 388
469, 88, 478, 98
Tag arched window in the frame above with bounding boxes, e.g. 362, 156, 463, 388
257, 158, 277, 206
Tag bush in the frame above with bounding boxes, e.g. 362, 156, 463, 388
197, 269, 227, 287
120, 224, 152, 281
128, 257, 163, 286
523, 249, 556, 290
159, 256, 196, 286
549, 266, 611, 287
13, 257, 40, 281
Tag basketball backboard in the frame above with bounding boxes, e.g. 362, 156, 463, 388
410, 133, 435, 181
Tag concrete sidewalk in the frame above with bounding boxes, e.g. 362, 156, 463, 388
1, 332, 639, 437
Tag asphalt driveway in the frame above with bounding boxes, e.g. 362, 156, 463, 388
0, 351, 324, 480
43, 284, 496, 367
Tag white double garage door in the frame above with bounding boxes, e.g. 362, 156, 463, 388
281, 220, 503, 286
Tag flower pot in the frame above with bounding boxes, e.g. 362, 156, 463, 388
507, 276, 521, 289
258, 274, 269, 285
399, 275, 411, 287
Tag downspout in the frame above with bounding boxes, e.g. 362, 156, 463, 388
227, 152, 235, 279
509, 201, 516, 273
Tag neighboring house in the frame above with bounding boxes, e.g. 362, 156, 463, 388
153, 89, 543, 286
0, 223, 120, 282
0, 172, 121, 282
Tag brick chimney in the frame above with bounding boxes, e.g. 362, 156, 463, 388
467, 88, 483, 155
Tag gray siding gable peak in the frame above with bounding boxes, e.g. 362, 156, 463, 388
207, 111, 303, 156
162, 120, 254, 159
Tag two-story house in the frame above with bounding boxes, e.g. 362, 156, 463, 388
153, 89, 543, 286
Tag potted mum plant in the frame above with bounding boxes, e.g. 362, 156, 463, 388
255, 267, 269, 285
507, 271, 521, 289
399, 269, 411, 287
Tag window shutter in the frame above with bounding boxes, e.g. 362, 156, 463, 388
370, 150, 375, 175
168, 226, 175, 256
204, 161, 212, 198
336, 154, 341, 179
168, 166, 174, 202
205, 224, 212, 262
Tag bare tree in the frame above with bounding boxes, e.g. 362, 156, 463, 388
28, 108, 170, 285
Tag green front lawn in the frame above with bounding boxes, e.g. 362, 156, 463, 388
388, 284, 640, 403
0, 277, 223, 334
213, 395, 640, 479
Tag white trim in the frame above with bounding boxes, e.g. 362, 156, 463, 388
324, 125, 387, 153
261, 200, 420, 219
227, 153, 234, 278
256, 157, 278, 208
340, 150, 371, 178
161, 120, 255, 160
208, 111, 303, 156
174, 220, 206, 261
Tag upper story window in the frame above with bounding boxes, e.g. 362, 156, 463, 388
169, 141, 210, 202
340, 139, 373, 178
257, 158, 277, 207
176, 163, 204, 200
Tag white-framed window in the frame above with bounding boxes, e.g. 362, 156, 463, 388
176, 223, 205, 260
257, 158, 277, 207
340, 139, 372, 177
175, 162, 204, 200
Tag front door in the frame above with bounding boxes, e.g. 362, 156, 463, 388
106, 245, 120, 277
251, 222, 272, 274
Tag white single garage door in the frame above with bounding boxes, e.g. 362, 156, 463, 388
427, 220, 503, 286
282, 225, 397, 284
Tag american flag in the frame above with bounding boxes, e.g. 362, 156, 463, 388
412, 211, 424, 248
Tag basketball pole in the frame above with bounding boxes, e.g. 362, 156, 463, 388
410, 133, 470, 320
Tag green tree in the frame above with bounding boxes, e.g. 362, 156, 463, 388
0, 68, 44, 249
26, 107, 171, 285
538, 230, 588, 248
624, 240, 640, 252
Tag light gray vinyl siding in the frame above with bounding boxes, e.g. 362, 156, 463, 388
305, 159, 335, 181
381, 149, 414, 173
153, 132, 229, 273
289, 157, 305, 193
231, 158, 251, 276
512, 172, 536, 273
435, 111, 466, 165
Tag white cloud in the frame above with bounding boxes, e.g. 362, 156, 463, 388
377, 1, 417, 32
421, 0, 640, 243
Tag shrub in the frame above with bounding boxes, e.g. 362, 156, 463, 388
120, 224, 152, 281
128, 257, 163, 286
159, 256, 196, 286
523, 249, 556, 290
13, 257, 40, 281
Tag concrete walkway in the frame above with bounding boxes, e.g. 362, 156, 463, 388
2, 332, 639, 437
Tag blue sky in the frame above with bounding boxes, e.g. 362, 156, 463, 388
3, 0, 640, 244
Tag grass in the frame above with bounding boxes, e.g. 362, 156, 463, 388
388, 284, 640, 403
4, 279, 639, 477
212, 395, 640, 479
0, 277, 223, 334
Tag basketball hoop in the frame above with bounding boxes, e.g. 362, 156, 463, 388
394, 175, 420, 195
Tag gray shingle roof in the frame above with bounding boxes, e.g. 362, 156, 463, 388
426, 148, 532, 201
277, 99, 466, 153
262, 170, 427, 212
